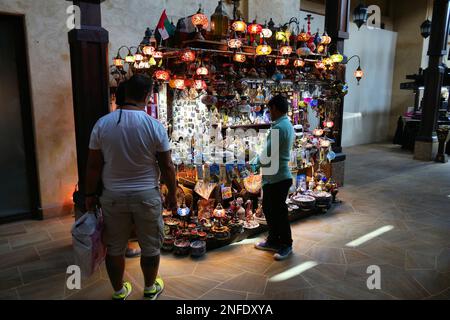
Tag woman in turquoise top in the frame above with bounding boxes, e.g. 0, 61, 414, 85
253, 95, 295, 261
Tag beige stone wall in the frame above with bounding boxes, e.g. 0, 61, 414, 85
389, 0, 428, 136
0, 0, 78, 217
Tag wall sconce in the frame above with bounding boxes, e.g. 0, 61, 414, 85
346, 55, 364, 85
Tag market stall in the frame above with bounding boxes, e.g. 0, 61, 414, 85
110, 2, 357, 257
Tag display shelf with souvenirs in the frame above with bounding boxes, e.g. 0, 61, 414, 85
110, 2, 357, 257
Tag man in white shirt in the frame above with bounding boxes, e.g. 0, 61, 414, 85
85, 74, 177, 300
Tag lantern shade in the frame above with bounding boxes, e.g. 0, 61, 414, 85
420, 19, 432, 38
261, 28, 273, 38
320, 139, 331, 148
315, 61, 325, 70
330, 53, 344, 63
279, 45, 293, 55
317, 44, 326, 54
297, 46, 311, 56
228, 38, 242, 49
153, 51, 163, 59
142, 45, 155, 56
181, 50, 196, 62
113, 56, 124, 67
354, 67, 364, 84
297, 29, 311, 42
294, 59, 305, 68
196, 66, 209, 76
174, 79, 186, 90
194, 79, 207, 90
233, 53, 246, 63
323, 57, 333, 66
125, 54, 135, 63
155, 70, 170, 81
353, 3, 368, 30
248, 23, 262, 34
275, 58, 289, 66
323, 120, 334, 128
256, 44, 272, 55
134, 53, 144, 62
192, 12, 209, 29
313, 128, 324, 137
232, 20, 247, 32
210, 0, 229, 38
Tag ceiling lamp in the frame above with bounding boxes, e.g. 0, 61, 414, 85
353, 2, 369, 30
154, 70, 170, 81
153, 51, 163, 59
330, 53, 344, 63
294, 59, 305, 68
196, 66, 209, 76
320, 32, 332, 45
313, 128, 324, 137
256, 43, 272, 55
228, 38, 242, 49
315, 61, 325, 70
142, 45, 155, 56
297, 27, 311, 42
181, 50, 196, 62
354, 66, 364, 85
297, 44, 311, 56
323, 120, 334, 128
275, 58, 289, 66
233, 53, 246, 63
192, 5, 209, 29
194, 79, 207, 90
113, 54, 124, 67
420, 19, 432, 39
248, 21, 262, 35
232, 20, 247, 33
261, 28, 273, 38
125, 52, 136, 63
174, 79, 186, 90
279, 45, 293, 55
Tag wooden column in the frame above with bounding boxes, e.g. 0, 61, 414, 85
68, 0, 109, 204
414, 0, 450, 161
325, 0, 350, 155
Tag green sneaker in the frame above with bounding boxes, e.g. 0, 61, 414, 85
112, 282, 132, 300
144, 277, 164, 300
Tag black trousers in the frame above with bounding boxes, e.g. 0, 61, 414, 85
262, 179, 293, 248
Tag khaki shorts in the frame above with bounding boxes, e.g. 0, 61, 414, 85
100, 188, 164, 257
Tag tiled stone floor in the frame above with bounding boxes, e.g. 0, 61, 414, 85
0, 143, 449, 300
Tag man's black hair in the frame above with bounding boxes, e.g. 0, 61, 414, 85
115, 81, 127, 107
124, 74, 153, 102
268, 94, 289, 113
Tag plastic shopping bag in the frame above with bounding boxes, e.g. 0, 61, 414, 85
71, 209, 106, 279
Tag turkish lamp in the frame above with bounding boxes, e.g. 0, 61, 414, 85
354, 66, 364, 85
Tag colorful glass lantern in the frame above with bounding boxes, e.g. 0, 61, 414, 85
134, 53, 144, 62
276, 31, 287, 42
294, 59, 305, 68
297, 46, 311, 56
279, 45, 293, 55
320, 139, 331, 148
313, 128, 324, 137
321, 32, 332, 45
232, 20, 247, 33
142, 45, 155, 56
248, 22, 262, 35
196, 66, 209, 76
228, 38, 242, 49
323, 120, 334, 128
153, 51, 163, 59
194, 79, 207, 90
125, 53, 135, 63
323, 57, 333, 66
315, 61, 325, 70
192, 7, 209, 29
174, 79, 186, 90
181, 50, 196, 62
155, 70, 170, 81
233, 53, 246, 63
317, 44, 326, 54
256, 44, 272, 55
148, 57, 157, 66
331, 53, 344, 63
113, 55, 124, 67
261, 28, 273, 38
354, 67, 364, 84
275, 58, 289, 66
297, 28, 311, 42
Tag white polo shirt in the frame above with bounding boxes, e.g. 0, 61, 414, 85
89, 109, 170, 193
